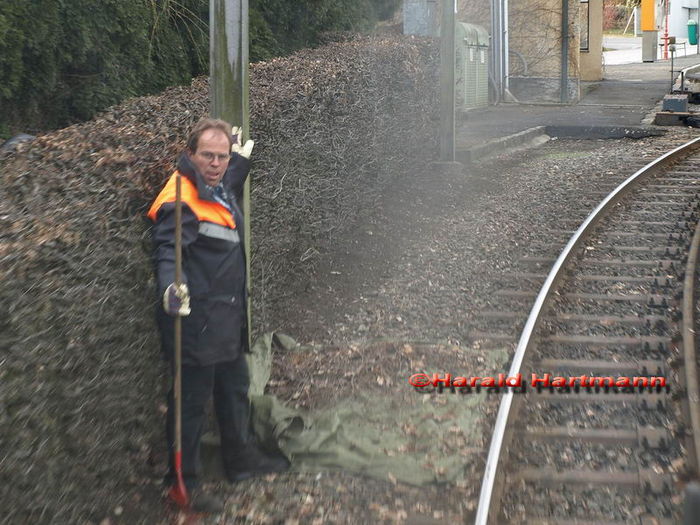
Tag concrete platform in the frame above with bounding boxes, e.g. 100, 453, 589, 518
456, 55, 700, 162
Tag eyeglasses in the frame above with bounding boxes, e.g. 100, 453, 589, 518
198, 151, 231, 163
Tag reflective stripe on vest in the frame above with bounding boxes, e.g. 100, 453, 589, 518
147, 171, 236, 229
199, 222, 240, 243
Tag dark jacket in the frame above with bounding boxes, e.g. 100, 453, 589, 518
148, 151, 250, 366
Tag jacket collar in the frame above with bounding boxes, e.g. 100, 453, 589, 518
176, 152, 211, 202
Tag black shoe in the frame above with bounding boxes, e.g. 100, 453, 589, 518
225, 445, 289, 482
189, 490, 224, 514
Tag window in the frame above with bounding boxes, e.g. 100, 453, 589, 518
580, 0, 590, 51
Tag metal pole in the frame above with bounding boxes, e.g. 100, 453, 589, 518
490, 0, 505, 102
560, 0, 569, 103
439, 0, 456, 161
670, 46, 675, 92
503, 0, 510, 96
490, 0, 501, 102
210, 0, 251, 346
664, 0, 669, 59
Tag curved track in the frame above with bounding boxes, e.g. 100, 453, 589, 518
474, 137, 700, 524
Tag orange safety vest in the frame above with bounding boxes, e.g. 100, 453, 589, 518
147, 171, 236, 229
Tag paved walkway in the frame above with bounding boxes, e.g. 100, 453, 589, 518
604, 35, 700, 66
455, 53, 700, 154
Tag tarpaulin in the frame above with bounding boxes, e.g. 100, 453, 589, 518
244, 333, 503, 486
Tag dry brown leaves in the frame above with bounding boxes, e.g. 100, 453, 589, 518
0, 35, 438, 522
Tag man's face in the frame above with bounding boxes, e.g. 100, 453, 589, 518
190, 129, 231, 186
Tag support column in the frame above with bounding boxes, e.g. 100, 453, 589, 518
580, 0, 603, 81
642, 0, 658, 62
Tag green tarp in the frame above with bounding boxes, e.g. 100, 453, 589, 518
244, 333, 501, 486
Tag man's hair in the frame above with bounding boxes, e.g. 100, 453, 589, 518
186, 118, 233, 152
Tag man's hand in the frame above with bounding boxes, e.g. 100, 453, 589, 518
163, 283, 191, 316
231, 126, 254, 159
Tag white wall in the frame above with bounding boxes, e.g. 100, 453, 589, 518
669, 1, 699, 42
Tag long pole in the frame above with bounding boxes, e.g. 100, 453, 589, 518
168, 173, 188, 508
670, 48, 675, 92
490, 0, 499, 102
664, 0, 669, 59
560, 0, 569, 103
439, 0, 456, 161
503, 0, 510, 96
210, 0, 251, 346
623, 9, 634, 35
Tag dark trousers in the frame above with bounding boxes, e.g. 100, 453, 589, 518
166, 354, 250, 489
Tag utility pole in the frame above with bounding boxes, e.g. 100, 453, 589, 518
490, 0, 502, 102
210, 0, 252, 342
439, 0, 456, 161
560, 0, 569, 103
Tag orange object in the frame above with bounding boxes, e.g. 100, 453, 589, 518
167, 451, 188, 508
641, 0, 655, 32
148, 171, 235, 228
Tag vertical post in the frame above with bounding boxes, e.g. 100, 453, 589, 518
670, 46, 675, 92
503, 0, 510, 96
663, 0, 669, 59
560, 0, 569, 103
490, 0, 499, 102
210, 0, 251, 345
439, 0, 456, 161
642, 0, 658, 62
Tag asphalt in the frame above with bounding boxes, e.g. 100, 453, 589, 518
456, 49, 700, 160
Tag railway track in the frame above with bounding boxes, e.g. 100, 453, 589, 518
472, 137, 700, 524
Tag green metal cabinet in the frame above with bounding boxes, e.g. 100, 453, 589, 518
455, 22, 489, 110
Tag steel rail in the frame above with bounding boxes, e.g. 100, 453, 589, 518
683, 201, 700, 476
474, 136, 700, 525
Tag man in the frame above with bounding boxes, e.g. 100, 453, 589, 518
148, 118, 288, 513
